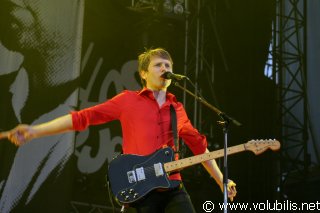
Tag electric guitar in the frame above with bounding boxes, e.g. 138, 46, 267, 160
108, 139, 280, 204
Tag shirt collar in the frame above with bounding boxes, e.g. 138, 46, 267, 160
138, 87, 177, 103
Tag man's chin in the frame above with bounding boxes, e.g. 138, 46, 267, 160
164, 80, 171, 88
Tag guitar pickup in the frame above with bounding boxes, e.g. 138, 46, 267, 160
127, 170, 137, 183
135, 167, 146, 181
154, 163, 164, 177
127, 167, 146, 183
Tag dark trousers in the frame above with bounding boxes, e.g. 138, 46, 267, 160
128, 184, 196, 213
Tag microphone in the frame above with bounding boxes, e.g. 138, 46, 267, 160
161, 72, 188, 81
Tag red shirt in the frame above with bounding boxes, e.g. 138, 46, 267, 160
71, 88, 207, 179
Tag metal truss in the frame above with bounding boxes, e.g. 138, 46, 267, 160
270, 0, 318, 198
182, 0, 202, 129
129, 0, 186, 16
182, 0, 224, 136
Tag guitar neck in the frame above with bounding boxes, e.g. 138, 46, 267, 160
164, 144, 246, 173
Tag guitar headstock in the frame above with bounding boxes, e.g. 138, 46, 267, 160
245, 139, 280, 155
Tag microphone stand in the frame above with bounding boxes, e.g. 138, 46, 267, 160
173, 81, 241, 213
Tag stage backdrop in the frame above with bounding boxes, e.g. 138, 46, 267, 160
0, 0, 186, 212
0, 0, 277, 212
0, 0, 84, 212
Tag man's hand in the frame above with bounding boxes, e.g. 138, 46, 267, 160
220, 179, 237, 202
1, 125, 35, 146
227, 179, 237, 201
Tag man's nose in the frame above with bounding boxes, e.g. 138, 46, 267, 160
160, 64, 167, 72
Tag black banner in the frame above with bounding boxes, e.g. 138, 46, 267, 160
0, 0, 185, 212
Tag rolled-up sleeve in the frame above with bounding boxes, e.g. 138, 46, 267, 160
176, 103, 207, 155
71, 92, 127, 131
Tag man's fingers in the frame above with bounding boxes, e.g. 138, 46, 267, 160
227, 181, 237, 202
228, 181, 236, 187
229, 185, 237, 193
0, 125, 31, 146
7, 130, 27, 146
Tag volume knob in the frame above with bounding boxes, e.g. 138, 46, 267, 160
133, 193, 139, 199
120, 191, 126, 196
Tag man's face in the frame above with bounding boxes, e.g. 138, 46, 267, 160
0, 0, 78, 52
141, 56, 172, 91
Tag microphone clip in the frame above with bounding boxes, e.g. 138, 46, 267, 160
161, 72, 189, 81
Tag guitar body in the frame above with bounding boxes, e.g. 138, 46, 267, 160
108, 147, 178, 204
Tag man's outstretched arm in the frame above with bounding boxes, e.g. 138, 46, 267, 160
0, 114, 73, 146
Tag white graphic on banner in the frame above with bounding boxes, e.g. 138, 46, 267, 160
0, 0, 84, 212
75, 44, 140, 173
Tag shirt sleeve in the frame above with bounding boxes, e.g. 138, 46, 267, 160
71, 91, 127, 131
176, 103, 207, 155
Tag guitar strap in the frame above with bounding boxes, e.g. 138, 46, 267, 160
170, 104, 179, 155
169, 105, 182, 188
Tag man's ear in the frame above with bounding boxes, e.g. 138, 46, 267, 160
140, 70, 147, 80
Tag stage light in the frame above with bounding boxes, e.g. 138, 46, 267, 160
127, 0, 185, 19
163, 0, 174, 13
173, 1, 184, 15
